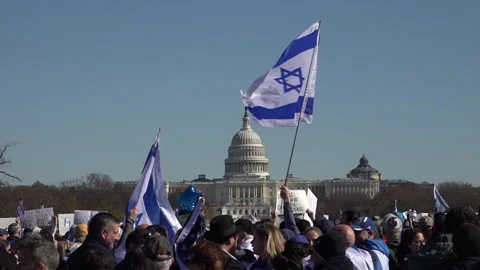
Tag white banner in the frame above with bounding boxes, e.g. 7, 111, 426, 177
275, 190, 308, 215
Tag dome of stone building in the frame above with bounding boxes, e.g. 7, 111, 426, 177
224, 108, 269, 180
347, 154, 382, 180
191, 174, 212, 182
230, 121, 263, 146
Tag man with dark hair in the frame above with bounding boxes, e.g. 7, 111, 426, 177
445, 207, 479, 234
0, 229, 8, 241
405, 207, 479, 270
16, 233, 59, 270
147, 225, 168, 239
67, 212, 121, 269
341, 211, 360, 225
204, 215, 245, 270
0, 238, 17, 270
7, 222, 22, 257
234, 219, 256, 266
115, 227, 150, 270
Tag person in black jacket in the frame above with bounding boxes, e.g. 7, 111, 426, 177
234, 219, 256, 266
204, 215, 245, 270
67, 212, 121, 270
442, 223, 480, 270
0, 239, 17, 270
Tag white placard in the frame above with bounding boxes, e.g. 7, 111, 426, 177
58, 213, 74, 235
306, 188, 318, 212
275, 190, 308, 215
304, 188, 318, 222
20, 208, 54, 228
0, 218, 16, 230
73, 210, 104, 225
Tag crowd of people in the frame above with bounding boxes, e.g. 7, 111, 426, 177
1, 185, 479, 270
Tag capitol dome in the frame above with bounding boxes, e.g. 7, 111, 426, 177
346, 154, 382, 181
224, 108, 269, 179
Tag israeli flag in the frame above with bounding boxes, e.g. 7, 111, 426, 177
115, 132, 182, 262
241, 20, 321, 127
175, 197, 205, 270
434, 183, 449, 213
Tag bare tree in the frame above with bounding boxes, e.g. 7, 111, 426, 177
0, 144, 20, 181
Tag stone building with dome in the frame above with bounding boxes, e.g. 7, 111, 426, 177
165, 109, 384, 218
347, 154, 382, 180
166, 109, 278, 218
224, 109, 270, 180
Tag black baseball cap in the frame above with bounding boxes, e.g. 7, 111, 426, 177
142, 234, 173, 261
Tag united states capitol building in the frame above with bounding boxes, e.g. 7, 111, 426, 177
165, 109, 385, 219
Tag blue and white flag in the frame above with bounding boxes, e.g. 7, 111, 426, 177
16, 200, 24, 217
434, 183, 449, 213
241, 20, 321, 127
130, 132, 181, 243
115, 132, 182, 262
175, 197, 205, 270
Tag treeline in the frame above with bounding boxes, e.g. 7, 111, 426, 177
0, 173, 212, 219
0, 174, 478, 219
317, 181, 480, 217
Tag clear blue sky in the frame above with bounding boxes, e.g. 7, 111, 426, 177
1, 1, 479, 185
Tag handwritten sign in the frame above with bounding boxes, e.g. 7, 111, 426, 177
304, 188, 318, 221
73, 210, 104, 225
20, 208, 54, 228
58, 213, 74, 235
275, 190, 308, 215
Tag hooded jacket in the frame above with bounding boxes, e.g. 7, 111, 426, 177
314, 232, 354, 270
404, 234, 454, 270
385, 240, 400, 270
363, 238, 391, 270
442, 223, 480, 270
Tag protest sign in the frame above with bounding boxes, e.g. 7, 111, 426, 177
73, 210, 104, 225
20, 208, 54, 228
275, 190, 308, 215
58, 213, 74, 235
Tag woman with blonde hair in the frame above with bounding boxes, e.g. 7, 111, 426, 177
250, 223, 285, 270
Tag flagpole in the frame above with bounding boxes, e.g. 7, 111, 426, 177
155, 128, 161, 146
284, 20, 321, 186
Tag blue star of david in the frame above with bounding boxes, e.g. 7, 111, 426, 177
274, 67, 305, 93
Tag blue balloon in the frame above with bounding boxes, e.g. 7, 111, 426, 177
178, 185, 203, 215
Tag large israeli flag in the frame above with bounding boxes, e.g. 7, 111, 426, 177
434, 183, 449, 213
115, 132, 182, 261
241, 20, 321, 127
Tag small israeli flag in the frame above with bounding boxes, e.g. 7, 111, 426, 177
241, 20, 321, 127
175, 197, 205, 270
434, 183, 449, 213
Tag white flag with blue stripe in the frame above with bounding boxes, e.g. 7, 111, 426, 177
434, 183, 449, 213
115, 132, 182, 262
241, 20, 321, 127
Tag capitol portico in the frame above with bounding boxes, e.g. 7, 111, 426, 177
165, 109, 385, 218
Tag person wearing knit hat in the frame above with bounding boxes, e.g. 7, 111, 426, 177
75, 224, 88, 240
419, 216, 434, 241
382, 213, 402, 270
67, 224, 88, 256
